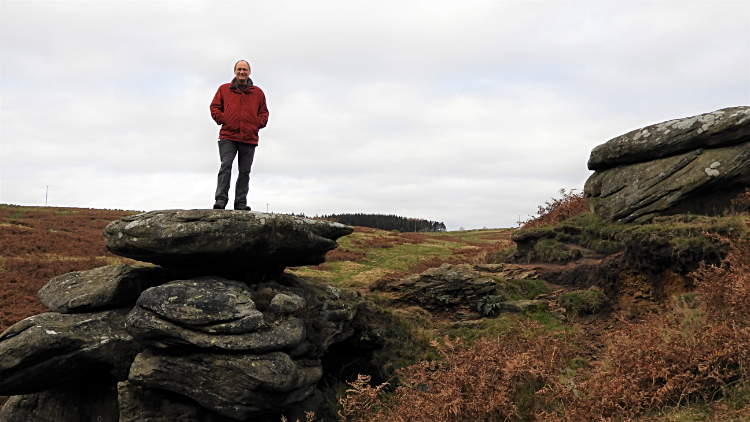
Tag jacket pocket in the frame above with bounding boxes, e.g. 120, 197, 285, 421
223, 110, 240, 133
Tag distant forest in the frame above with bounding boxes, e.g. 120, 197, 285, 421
288, 213, 447, 232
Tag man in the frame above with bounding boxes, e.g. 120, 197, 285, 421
209, 60, 269, 210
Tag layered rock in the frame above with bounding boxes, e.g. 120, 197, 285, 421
131, 277, 265, 337
128, 349, 322, 420
104, 209, 353, 281
588, 107, 750, 171
0, 210, 357, 421
118, 381, 235, 422
0, 309, 142, 395
585, 107, 750, 222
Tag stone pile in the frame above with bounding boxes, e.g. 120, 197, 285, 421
585, 107, 750, 223
0, 210, 357, 422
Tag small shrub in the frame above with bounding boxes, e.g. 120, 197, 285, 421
731, 187, 750, 207
671, 293, 704, 340
338, 375, 389, 421
558, 289, 607, 315
338, 324, 576, 422
522, 188, 588, 229
476, 294, 507, 316
673, 292, 700, 310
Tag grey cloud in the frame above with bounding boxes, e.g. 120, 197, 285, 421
1, 1, 747, 228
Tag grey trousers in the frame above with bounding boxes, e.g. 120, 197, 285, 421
215, 139, 256, 206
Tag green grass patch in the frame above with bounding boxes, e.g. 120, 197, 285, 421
489, 245, 516, 263
442, 311, 564, 347
558, 289, 607, 316
528, 238, 572, 262
288, 227, 513, 289
358, 299, 442, 381
476, 279, 548, 316
513, 212, 749, 267
497, 278, 548, 301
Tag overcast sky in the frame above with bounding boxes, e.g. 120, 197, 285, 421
1, 1, 748, 229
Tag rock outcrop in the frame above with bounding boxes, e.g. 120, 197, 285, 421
381, 263, 546, 315
585, 107, 750, 222
382, 264, 496, 310
0, 210, 357, 422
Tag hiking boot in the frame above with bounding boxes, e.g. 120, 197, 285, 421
234, 204, 251, 211
213, 200, 227, 210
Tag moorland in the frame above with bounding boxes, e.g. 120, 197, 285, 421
1, 195, 749, 421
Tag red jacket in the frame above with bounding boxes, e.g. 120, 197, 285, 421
210, 78, 269, 145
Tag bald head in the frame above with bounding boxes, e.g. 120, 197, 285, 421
234, 60, 250, 71
234, 60, 251, 85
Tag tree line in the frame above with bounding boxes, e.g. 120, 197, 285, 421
287, 212, 447, 232
322, 213, 446, 232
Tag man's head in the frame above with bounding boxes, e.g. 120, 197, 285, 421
234, 60, 251, 85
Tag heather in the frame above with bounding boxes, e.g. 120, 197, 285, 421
0, 205, 137, 332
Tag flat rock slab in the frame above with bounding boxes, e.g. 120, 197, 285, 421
585, 141, 750, 222
104, 210, 353, 281
118, 381, 236, 422
588, 107, 750, 171
0, 378, 119, 422
128, 349, 322, 420
0, 309, 143, 395
38, 264, 173, 313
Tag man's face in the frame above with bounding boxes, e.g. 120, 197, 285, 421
235, 62, 250, 84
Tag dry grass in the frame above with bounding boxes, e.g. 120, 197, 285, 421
339, 324, 576, 422
523, 189, 589, 230
731, 187, 750, 208
339, 237, 750, 421
0, 205, 136, 333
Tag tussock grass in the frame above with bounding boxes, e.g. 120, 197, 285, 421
558, 289, 607, 316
